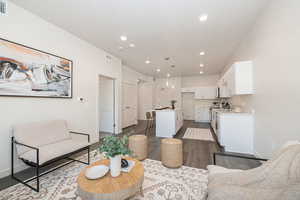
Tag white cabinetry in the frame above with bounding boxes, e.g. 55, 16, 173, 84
218, 61, 253, 97
231, 61, 253, 95
156, 109, 183, 138
217, 112, 254, 154
195, 105, 211, 122
218, 76, 231, 98
181, 87, 196, 93
194, 87, 216, 99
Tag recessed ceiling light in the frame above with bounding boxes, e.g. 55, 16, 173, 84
200, 51, 205, 56
145, 60, 151, 64
199, 14, 208, 22
167, 73, 170, 77
119, 46, 124, 50
120, 35, 127, 41
156, 69, 161, 72
200, 71, 204, 74
129, 43, 135, 48
200, 63, 204, 67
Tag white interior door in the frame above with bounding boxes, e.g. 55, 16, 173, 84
182, 93, 195, 120
138, 82, 153, 120
122, 83, 138, 128
99, 76, 115, 133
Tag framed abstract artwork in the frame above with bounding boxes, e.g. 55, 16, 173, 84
0, 38, 72, 98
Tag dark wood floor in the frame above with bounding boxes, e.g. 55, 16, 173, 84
119, 120, 219, 169
0, 120, 261, 191
120, 120, 261, 170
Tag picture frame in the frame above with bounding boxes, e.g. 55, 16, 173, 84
0, 38, 73, 98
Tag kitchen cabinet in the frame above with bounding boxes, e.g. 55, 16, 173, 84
218, 76, 231, 98
181, 87, 196, 93
194, 87, 217, 99
218, 61, 253, 97
156, 109, 183, 138
231, 61, 253, 95
217, 112, 254, 154
195, 105, 211, 122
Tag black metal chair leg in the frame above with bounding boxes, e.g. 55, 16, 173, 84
36, 149, 40, 192
87, 147, 90, 164
213, 153, 216, 165
11, 137, 14, 178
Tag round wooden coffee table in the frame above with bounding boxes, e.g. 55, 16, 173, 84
77, 157, 144, 200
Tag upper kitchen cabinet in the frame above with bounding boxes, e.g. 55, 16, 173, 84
194, 87, 217, 99
181, 87, 196, 93
219, 61, 254, 97
218, 71, 231, 98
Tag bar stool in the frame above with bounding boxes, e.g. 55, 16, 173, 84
128, 135, 148, 160
161, 138, 183, 168
151, 111, 156, 128
145, 112, 153, 135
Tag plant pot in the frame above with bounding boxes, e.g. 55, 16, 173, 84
109, 155, 121, 177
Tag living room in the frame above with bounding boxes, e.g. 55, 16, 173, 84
0, 0, 300, 199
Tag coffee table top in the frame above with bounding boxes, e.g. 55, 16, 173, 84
77, 157, 144, 195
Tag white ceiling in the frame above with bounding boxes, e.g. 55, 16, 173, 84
11, 0, 270, 77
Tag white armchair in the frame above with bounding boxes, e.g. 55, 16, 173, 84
207, 142, 300, 200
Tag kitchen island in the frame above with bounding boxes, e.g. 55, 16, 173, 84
155, 109, 183, 138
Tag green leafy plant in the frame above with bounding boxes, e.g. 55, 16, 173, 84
99, 135, 132, 158
171, 100, 177, 109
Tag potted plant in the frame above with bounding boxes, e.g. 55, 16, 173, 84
171, 100, 177, 109
99, 136, 131, 177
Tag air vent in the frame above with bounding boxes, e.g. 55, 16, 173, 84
0, 0, 7, 15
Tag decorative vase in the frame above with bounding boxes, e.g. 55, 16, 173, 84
110, 155, 121, 177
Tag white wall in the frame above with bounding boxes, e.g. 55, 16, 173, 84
181, 75, 219, 88
0, 3, 123, 177
153, 77, 182, 109
122, 65, 151, 84
225, 0, 300, 158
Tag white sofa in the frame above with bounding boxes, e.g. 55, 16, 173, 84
13, 120, 90, 165
11, 120, 90, 192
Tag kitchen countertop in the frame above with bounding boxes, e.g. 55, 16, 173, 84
211, 108, 252, 115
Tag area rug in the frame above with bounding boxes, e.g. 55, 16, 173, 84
0, 151, 208, 200
183, 128, 214, 142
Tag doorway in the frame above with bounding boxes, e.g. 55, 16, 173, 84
182, 93, 195, 120
98, 75, 116, 134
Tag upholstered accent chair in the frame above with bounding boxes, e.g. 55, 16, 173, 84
11, 120, 90, 192
207, 142, 300, 200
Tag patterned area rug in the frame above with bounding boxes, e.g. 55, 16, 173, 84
0, 151, 208, 200
183, 128, 214, 142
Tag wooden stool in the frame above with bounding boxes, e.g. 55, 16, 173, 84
161, 138, 183, 168
129, 135, 148, 160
